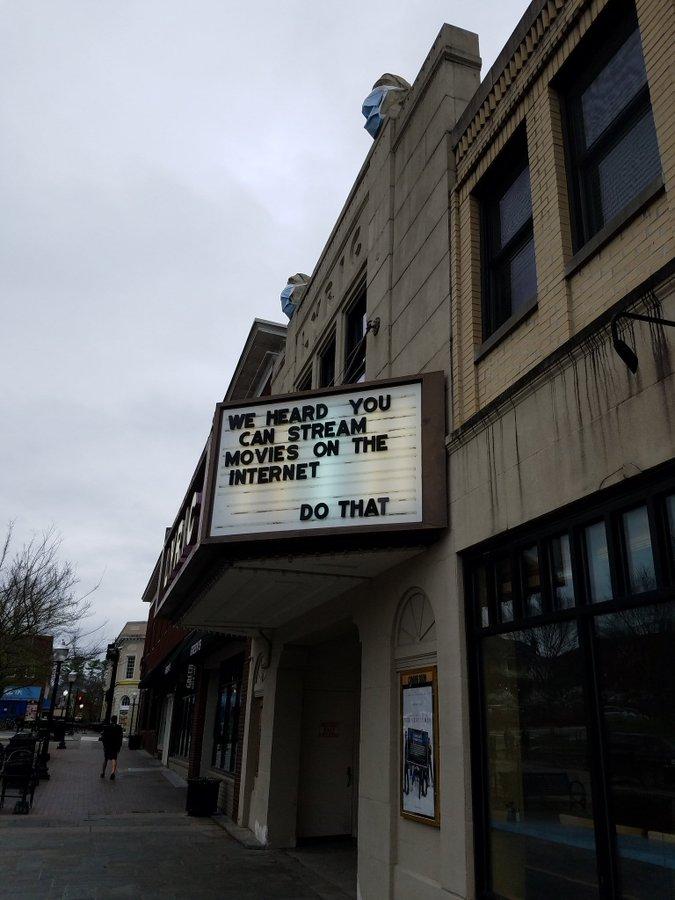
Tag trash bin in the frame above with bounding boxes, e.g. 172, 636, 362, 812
128, 734, 141, 750
186, 777, 219, 816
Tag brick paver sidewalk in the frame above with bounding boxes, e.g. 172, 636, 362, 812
0, 737, 352, 899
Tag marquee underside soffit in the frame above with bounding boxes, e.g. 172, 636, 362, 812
177, 545, 425, 633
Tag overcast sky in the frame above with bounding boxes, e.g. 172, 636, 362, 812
0, 1, 525, 647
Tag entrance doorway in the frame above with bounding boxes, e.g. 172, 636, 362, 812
296, 629, 361, 843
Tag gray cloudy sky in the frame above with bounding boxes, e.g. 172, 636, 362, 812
0, 0, 523, 645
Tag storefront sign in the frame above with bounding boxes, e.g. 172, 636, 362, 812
204, 374, 445, 541
400, 666, 439, 826
189, 639, 202, 657
158, 446, 208, 603
186, 664, 196, 689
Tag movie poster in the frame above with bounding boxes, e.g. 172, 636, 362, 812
401, 667, 439, 824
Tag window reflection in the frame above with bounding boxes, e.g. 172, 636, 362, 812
665, 495, 675, 564
585, 522, 613, 603
551, 535, 575, 609
483, 624, 597, 898
497, 557, 514, 623
623, 506, 656, 593
475, 564, 491, 627
596, 604, 675, 898
522, 546, 542, 616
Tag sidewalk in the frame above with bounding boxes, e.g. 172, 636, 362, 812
0, 737, 352, 899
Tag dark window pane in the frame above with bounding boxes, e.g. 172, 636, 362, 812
496, 557, 514, 623
595, 604, 675, 898
551, 535, 575, 610
623, 506, 657, 593
482, 624, 597, 898
594, 107, 661, 224
522, 545, 542, 617
585, 522, 613, 603
499, 166, 533, 248
344, 290, 367, 384
475, 563, 491, 627
667, 495, 675, 562
507, 234, 537, 316
319, 336, 336, 388
581, 28, 647, 147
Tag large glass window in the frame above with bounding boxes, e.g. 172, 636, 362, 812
468, 478, 675, 898
596, 604, 675, 898
480, 131, 537, 340
563, 3, 662, 248
212, 658, 243, 774
343, 288, 367, 384
318, 334, 336, 388
170, 691, 194, 760
584, 522, 613, 603
622, 506, 656, 593
483, 624, 597, 898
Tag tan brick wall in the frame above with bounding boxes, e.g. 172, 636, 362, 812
451, 0, 675, 429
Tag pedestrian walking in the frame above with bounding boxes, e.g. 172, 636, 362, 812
100, 715, 123, 780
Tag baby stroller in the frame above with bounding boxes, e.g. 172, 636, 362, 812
0, 739, 39, 814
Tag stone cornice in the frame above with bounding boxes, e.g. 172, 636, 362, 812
451, 0, 568, 163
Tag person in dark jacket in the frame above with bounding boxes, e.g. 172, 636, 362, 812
100, 715, 124, 780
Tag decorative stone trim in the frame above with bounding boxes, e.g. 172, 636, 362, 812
453, 0, 569, 164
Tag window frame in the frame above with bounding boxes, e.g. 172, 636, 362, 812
318, 331, 337, 388
211, 657, 243, 775
560, 2, 662, 252
478, 129, 537, 346
343, 284, 368, 385
125, 655, 135, 679
464, 465, 675, 898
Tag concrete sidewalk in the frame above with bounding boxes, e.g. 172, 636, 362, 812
0, 737, 353, 899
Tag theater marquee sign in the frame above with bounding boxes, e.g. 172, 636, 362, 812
203, 373, 446, 542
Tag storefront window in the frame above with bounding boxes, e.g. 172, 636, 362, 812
475, 564, 491, 627
521, 545, 542, 616
483, 624, 597, 898
468, 478, 675, 899
584, 521, 613, 603
170, 692, 194, 759
622, 506, 656, 593
551, 534, 575, 609
212, 658, 243, 774
596, 604, 675, 898
496, 557, 514, 623
667, 495, 675, 560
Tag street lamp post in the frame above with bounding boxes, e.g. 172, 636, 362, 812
37, 646, 69, 779
67, 671, 77, 734
57, 686, 69, 749
103, 643, 120, 725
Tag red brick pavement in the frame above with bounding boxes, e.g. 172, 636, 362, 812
0, 735, 186, 822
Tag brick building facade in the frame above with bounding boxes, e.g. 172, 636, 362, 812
137, 0, 673, 896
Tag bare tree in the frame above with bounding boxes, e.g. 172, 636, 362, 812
0, 523, 101, 695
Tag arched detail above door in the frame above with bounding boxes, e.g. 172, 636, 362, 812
394, 588, 436, 663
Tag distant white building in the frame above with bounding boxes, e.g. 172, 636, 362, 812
105, 621, 146, 733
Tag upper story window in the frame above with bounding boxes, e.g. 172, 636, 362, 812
480, 132, 537, 341
563, 2, 662, 249
125, 655, 135, 679
318, 334, 336, 388
343, 287, 367, 384
296, 367, 312, 392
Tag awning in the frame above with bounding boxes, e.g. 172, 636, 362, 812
177, 544, 428, 633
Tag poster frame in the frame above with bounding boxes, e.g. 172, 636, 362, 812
399, 664, 440, 827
